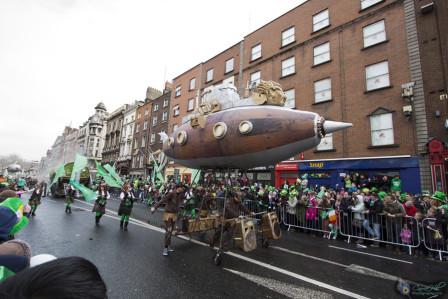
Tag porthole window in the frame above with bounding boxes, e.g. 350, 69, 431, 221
168, 137, 175, 147
239, 121, 253, 134
213, 122, 227, 139
177, 131, 187, 145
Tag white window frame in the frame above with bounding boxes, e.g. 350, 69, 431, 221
314, 78, 332, 103
132, 157, 136, 168
284, 89, 295, 109
366, 61, 390, 91
152, 115, 158, 126
142, 136, 146, 147
361, 0, 383, 10
145, 108, 149, 116
154, 103, 159, 112
250, 71, 261, 88
317, 133, 333, 151
136, 123, 140, 133
282, 27, 295, 47
137, 112, 141, 119
143, 120, 148, 130
139, 157, 144, 168
174, 104, 180, 116
175, 85, 181, 97
206, 69, 213, 82
225, 58, 234, 73
163, 99, 169, 107
281, 57, 295, 77
134, 138, 138, 149
363, 20, 386, 48
313, 9, 329, 32
251, 44, 261, 61
172, 124, 178, 133
314, 42, 330, 65
370, 113, 394, 146
188, 98, 194, 111
151, 133, 155, 144
162, 111, 168, 122
189, 78, 195, 91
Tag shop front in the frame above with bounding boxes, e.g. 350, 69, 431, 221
296, 156, 421, 194
245, 165, 275, 188
275, 162, 299, 188
428, 138, 448, 193
164, 164, 191, 183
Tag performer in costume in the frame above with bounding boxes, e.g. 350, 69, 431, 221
28, 184, 43, 216
209, 191, 255, 250
118, 183, 134, 231
151, 183, 186, 256
182, 187, 196, 219
93, 182, 109, 225
65, 185, 75, 214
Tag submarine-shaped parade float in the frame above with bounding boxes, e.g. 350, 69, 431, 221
157, 80, 352, 171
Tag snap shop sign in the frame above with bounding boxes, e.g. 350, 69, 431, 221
309, 162, 324, 168
275, 163, 298, 171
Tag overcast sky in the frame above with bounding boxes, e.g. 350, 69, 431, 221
0, 0, 306, 161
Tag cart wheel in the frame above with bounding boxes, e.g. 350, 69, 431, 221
214, 253, 222, 266
262, 239, 269, 248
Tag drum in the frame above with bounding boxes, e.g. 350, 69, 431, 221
262, 212, 282, 240
234, 218, 257, 252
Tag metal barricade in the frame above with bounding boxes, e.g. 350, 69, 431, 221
421, 218, 447, 261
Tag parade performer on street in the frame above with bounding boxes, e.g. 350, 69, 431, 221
118, 183, 134, 231
151, 183, 186, 256
93, 182, 109, 225
208, 191, 255, 251
28, 184, 43, 216
182, 187, 196, 219
65, 185, 75, 214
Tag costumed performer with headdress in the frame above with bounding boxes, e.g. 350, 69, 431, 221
93, 181, 109, 225
28, 184, 43, 216
151, 183, 186, 256
118, 182, 134, 231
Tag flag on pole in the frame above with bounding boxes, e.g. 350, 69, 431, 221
70, 154, 88, 181
49, 163, 65, 189
150, 154, 165, 183
70, 180, 98, 203
95, 160, 122, 188
191, 169, 201, 184
104, 164, 124, 186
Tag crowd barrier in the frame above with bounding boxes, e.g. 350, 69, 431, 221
265, 203, 447, 261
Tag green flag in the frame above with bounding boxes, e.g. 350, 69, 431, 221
70, 154, 88, 181
151, 154, 165, 183
70, 180, 98, 203
191, 169, 201, 184
49, 163, 66, 189
104, 164, 124, 186
95, 160, 122, 188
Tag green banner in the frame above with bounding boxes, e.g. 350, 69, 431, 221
70, 154, 88, 181
95, 160, 122, 188
49, 163, 65, 189
70, 180, 98, 203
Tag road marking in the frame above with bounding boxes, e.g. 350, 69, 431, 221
271, 246, 346, 267
328, 245, 413, 264
224, 268, 333, 299
67, 199, 391, 296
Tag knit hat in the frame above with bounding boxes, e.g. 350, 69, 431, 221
0, 240, 32, 261
421, 190, 431, 197
430, 191, 446, 202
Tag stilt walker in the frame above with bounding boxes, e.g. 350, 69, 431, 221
65, 185, 75, 214
28, 184, 43, 216
93, 182, 109, 225
118, 182, 134, 231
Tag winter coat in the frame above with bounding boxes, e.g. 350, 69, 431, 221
383, 200, 406, 223
364, 199, 383, 224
